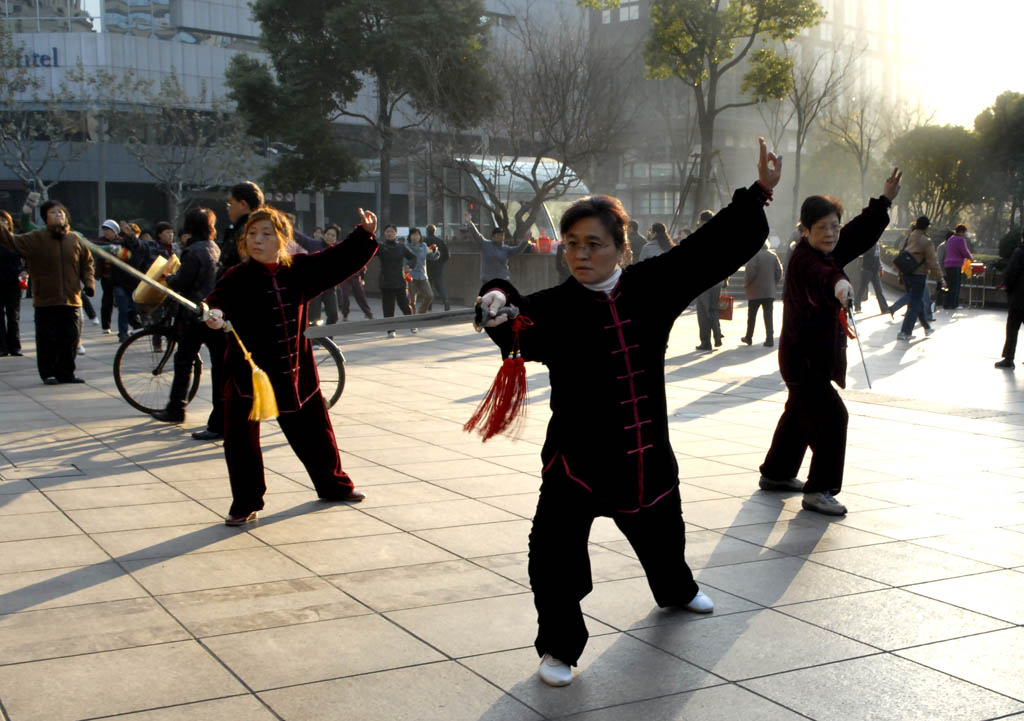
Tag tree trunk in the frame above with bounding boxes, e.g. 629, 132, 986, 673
377, 77, 392, 223
791, 141, 803, 226
693, 122, 714, 225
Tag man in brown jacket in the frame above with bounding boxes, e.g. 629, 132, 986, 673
0, 197, 94, 384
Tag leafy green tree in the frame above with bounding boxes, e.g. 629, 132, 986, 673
974, 92, 1024, 238
886, 125, 981, 231
642, 0, 824, 218
231, 0, 491, 221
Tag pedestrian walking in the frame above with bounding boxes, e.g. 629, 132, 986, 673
897, 216, 945, 341
405, 227, 440, 314
203, 207, 378, 525
0, 197, 95, 384
471, 138, 781, 687
627, 220, 646, 261
0, 210, 25, 357
740, 240, 782, 346
376, 224, 415, 337
97, 220, 118, 334
758, 169, 902, 516
995, 229, 1024, 369
853, 244, 889, 315
693, 210, 723, 350
464, 212, 529, 282
637, 222, 673, 261
150, 208, 222, 425
425, 224, 451, 310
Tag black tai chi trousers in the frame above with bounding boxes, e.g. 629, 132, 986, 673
34, 305, 81, 381
760, 380, 849, 495
222, 387, 355, 516
529, 476, 699, 666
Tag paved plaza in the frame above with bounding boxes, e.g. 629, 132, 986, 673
0, 295, 1023, 721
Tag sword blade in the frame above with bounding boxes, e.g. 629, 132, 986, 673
306, 309, 476, 338
846, 304, 872, 389
80, 237, 200, 314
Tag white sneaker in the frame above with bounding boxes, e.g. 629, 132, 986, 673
538, 654, 573, 687
410, 327, 418, 334
77, 344, 85, 355
91, 318, 100, 326
684, 589, 714, 613
386, 330, 396, 338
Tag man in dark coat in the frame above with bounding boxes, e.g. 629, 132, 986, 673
995, 229, 1024, 369
853, 244, 889, 314
0, 198, 94, 383
151, 208, 222, 424
0, 212, 24, 356
425, 223, 451, 310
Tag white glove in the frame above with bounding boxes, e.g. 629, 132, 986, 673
205, 307, 225, 330
474, 290, 508, 331
834, 278, 853, 306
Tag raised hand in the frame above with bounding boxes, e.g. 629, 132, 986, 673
882, 168, 902, 201
757, 137, 782, 190
358, 208, 378, 236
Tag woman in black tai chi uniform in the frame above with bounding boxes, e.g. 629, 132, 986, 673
473, 138, 782, 686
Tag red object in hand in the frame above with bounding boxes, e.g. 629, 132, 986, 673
404, 272, 413, 283
18, 275, 28, 290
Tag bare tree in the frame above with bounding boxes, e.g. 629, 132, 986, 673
428, 9, 636, 240
822, 91, 887, 209
786, 43, 859, 223
0, 28, 88, 200
71, 67, 257, 222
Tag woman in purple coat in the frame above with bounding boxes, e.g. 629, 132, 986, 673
942, 223, 973, 310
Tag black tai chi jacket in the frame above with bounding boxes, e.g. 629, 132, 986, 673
482, 184, 771, 512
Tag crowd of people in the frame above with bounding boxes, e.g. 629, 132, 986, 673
2, 145, 1023, 690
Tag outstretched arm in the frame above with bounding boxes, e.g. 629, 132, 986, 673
464, 212, 486, 245
833, 168, 900, 268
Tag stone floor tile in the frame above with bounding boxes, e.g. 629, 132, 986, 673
66, 500, 223, 533
355, 446, 471, 465
327, 559, 524, 612
695, 556, 886, 606
29, 468, 161, 491
675, 458, 756, 480
559, 681, 808, 721
906, 570, 1024, 625
260, 660, 543, 721
722, 517, 892, 555
391, 457, 524, 481
385, 592, 612, 658
897, 627, 1024, 702
277, 532, 457, 575
461, 633, 719, 719
350, 480, 464, 507
0, 640, 246, 721
90, 695, 280, 721
681, 497, 798, 530
806, 541, 999, 586
910, 528, 1024, 569
0, 510, 81, 542
0, 562, 148, 614
479, 492, 540, 518
634, 608, 874, 681
91, 523, 266, 561
123, 546, 314, 595
474, 545, 644, 587
835, 506, 981, 541
361, 498, 520, 531
168, 472, 307, 499
413, 519, 532, 558
741, 654, 1024, 721
427, 471, 543, 498
0, 597, 190, 664
159, 577, 370, 637
779, 588, 1011, 650
203, 615, 443, 690
581, 576, 760, 631
44, 482, 189, 511
595, 528, 782, 570
0, 534, 109, 574
0, 490, 58, 516
246, 507, 395, 545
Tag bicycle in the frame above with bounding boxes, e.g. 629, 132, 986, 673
113, 312, 347, 414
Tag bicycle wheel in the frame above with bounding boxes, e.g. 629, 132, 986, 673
113, 329, 201, 414
313, 337, 346, 408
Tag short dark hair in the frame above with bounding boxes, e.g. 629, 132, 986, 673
382, 224, 397, 232
180, 207, 216, 242
800, 195, 843, 230
408, 226, 422, 240
426, 223, 437, 235
955, 223, 967, 234
491, 226, 506, 237
699, 210, 714, 223
915, 215, 930, 230
558, 194, 629, 250
230, 181, 264, 211
40, 199, 69, 227
154, 221, 173, 236
628, 220, 639, 232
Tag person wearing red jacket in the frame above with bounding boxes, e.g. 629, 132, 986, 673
758, 169, 902, 515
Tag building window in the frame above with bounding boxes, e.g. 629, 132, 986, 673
602, 9, 611, 24
619, 2, 639, 22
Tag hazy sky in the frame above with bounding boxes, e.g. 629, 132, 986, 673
901, 0, 1024, 128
